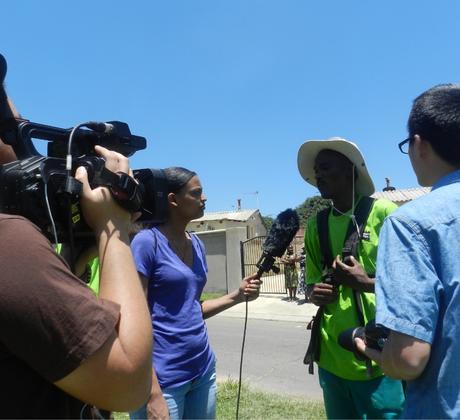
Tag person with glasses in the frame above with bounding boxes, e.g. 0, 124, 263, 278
398, 136, 414, 154
357, 84, 460, 419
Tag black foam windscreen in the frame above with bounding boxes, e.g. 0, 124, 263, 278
0, 54, 6, 84
256, 208, 300, 276
263, 208, 300, 257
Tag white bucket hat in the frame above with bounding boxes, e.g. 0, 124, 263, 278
297, 137, 375, 196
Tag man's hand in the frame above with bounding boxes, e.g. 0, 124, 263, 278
354, 337, 382, 364
356, 331, 431, 380
307, 282, 339, 306
238, 274, 262, 302
333, 255, 374, 292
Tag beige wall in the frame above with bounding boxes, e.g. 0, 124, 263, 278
195, 227, 247, 293
246, 217, 266, 238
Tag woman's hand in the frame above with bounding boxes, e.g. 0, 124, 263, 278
146, 391, 169, 420
238, 273, 262, 302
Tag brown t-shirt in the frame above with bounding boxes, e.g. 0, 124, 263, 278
0, 214, 120, 418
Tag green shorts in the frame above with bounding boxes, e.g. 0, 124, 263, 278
318, 367, 405, 419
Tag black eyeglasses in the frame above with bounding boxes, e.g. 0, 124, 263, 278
398, 137, 413, 154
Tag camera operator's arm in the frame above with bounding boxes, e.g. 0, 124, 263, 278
201, 273, 261, 319
55, 146, 152, 411
333, 255, 375, 293
355, 330, 431, 380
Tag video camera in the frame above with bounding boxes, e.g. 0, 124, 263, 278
0, 118, 169, 244
338, 319, 390, 361
0, 55, 168, 246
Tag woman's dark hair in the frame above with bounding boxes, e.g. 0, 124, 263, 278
163, 167, 197, 194
408, 84, 460, 166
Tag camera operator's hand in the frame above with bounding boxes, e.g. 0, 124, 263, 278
307, 282, 339, 306
75, 145, 132, 235
333, 255, 375, 293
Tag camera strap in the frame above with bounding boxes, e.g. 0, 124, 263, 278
91, 167, 142, 212
342, 196, 375, 326
303, 197, 375, 374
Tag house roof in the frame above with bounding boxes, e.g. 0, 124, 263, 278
190, 209, 260, 223
372, 187, 431, 203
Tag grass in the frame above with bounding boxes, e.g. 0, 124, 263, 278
217, 380, 325, 420
114, 380, 325, 420
201, 291, 225, 301
115, 292, 323, 419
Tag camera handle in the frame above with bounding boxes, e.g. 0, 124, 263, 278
65, 162, 142, 213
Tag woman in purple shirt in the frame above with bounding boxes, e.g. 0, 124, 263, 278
130, 167, 261, 420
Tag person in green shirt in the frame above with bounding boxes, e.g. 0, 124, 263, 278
297, 137, 405, 419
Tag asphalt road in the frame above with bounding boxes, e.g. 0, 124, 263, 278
206, 316, 323, 400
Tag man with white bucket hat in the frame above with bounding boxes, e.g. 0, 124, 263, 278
298, 137, 405, 419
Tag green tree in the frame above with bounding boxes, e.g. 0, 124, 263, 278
262, 215, 274, 232
296, 196, 331, 227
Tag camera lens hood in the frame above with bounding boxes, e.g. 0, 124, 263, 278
338, 326, 367, 361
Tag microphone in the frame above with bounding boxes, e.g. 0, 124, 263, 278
84, 121, 116, 134
256, 208, 300, 276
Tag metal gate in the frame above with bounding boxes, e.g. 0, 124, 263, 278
240, 235, 304, 294
240, 236, 285, 294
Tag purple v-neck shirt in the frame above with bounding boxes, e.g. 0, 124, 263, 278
131, 227, 215, 388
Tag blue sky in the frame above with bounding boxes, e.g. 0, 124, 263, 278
3, 1, 460, 217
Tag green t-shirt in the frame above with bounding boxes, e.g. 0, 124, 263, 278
54, 244, 100, 295
305, 197, 397, 380
86, 257, 100, 295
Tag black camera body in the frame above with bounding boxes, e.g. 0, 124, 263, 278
338, 319, 389, 361
321, 248, 355, 286
0, 118, 170, 243
322, 270, 336, 285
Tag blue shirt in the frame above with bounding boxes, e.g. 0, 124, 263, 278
376, 170, 460, 419
131, 227, 215, 389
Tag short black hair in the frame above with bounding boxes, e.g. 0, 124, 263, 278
408, 83, 460, 166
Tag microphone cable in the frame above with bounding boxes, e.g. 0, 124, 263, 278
236, 297, 249, 420
234, 208, 299, 419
